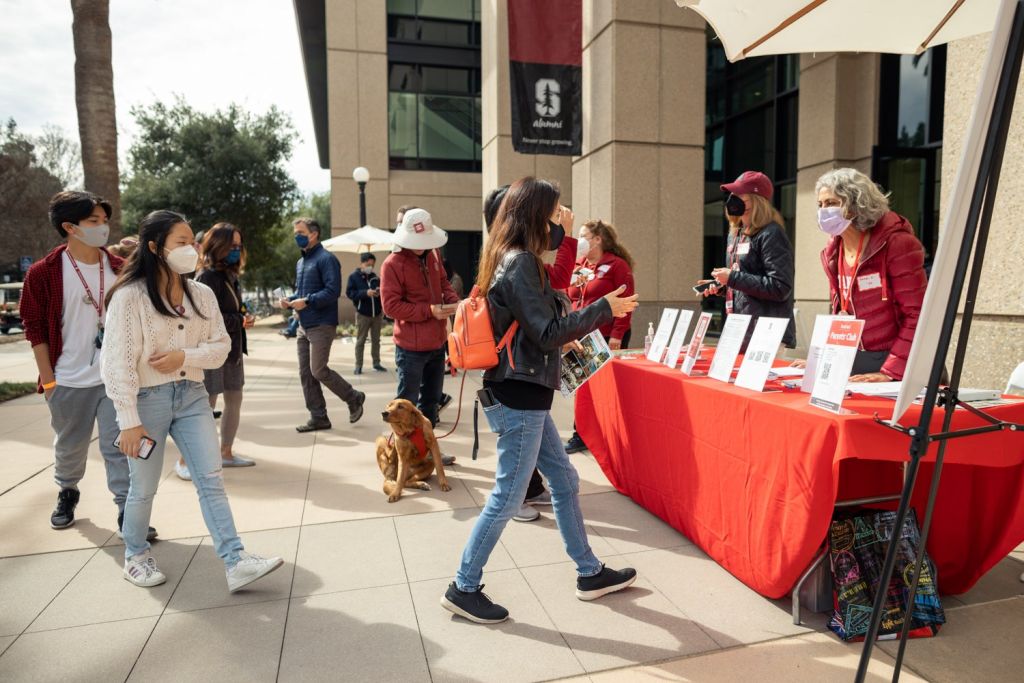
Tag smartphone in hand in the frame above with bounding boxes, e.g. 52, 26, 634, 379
113, 434, 158, 460
692, 281, 716, 295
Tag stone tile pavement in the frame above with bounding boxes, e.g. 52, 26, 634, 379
0, 326, 1021, 682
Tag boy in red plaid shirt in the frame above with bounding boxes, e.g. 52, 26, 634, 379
21, 191, 156, 539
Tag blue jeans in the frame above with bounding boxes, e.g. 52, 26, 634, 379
395, 344, 446, 425
122, 381, 244, 567
456, 403, 602, 591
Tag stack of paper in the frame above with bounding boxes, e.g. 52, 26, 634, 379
845, 381, 903, 399
768, 367, 805, 379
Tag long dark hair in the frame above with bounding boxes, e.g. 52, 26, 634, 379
475, 177, 559, 296
200, 222, 245, 274
106, 209, 207, 319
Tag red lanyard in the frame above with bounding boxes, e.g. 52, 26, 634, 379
729, 234, 747, 269
65, 252, 105, 320
838, 232, 866, 315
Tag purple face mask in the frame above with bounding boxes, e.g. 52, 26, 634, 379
818, 206, 852, 236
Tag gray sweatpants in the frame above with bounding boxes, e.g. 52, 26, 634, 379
297, 324, 359, 420
47, 384, 130, 509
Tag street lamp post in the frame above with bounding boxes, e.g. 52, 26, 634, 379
352, 166, 370, 227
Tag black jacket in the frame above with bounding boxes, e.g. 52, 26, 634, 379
195, 269, 247, 364
725, 222, 796, 348
346, 269, 382, 317
484, 251, 613, 391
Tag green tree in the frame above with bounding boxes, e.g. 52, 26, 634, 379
252, 191, 332, 294
121, 98, 300, 280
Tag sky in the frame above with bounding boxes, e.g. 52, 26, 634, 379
0, 0, 329, 194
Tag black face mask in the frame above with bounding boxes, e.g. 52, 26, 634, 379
725, 194, 746, 217
547, 221, 565, 251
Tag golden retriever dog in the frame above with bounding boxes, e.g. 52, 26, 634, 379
376, 399, 452, 503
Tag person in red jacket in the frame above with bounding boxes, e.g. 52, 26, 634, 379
20, 191, 155, 540
381, 207, 460, 435
563, 219, 636, 453
814, 168, 927, 381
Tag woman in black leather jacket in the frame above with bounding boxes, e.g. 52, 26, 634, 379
441, 177, 639, 625
702, 171, 795, 348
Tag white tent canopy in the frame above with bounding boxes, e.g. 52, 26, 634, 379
321, 225, 396, 254
676, 0, 1000, 60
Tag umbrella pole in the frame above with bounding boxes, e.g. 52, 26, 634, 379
854, 3, 1024, 681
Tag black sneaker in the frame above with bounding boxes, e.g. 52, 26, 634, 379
353, 366, 363, 375
117, 511, 159, 542
373, 364, 387, 372
439, 393, 453, 414
440, 582, 509, 624
213, 410, 222, 420
348, 391, 366, 423
296, 418, 332, 433
576, 565, 637, 601
51, 488, 80, 529
564, 434, 587, 454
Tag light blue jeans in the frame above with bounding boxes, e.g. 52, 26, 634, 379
456, 402, 603, 591
122, 381, 244, 567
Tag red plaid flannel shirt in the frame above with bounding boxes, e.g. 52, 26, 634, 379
21, 244, 123, 391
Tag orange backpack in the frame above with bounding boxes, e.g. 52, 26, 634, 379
447, 285, 518, 370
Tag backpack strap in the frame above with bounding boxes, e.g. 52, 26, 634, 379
496, 321, 519, 370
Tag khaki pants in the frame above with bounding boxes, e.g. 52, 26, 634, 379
354, 313, 382, 369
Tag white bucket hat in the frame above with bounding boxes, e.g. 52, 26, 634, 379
394, 208, 448, 251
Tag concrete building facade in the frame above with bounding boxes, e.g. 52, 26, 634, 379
295, 0, 1023, 388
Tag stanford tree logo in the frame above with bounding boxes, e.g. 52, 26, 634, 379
535, 79, 561, 118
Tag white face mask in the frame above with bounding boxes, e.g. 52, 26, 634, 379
361, 265, 374, 274
164, 245, 198, 274
72, 223, 110, 248
576, 237, 590, 261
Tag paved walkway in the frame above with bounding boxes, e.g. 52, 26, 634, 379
0, 326, 1021, 682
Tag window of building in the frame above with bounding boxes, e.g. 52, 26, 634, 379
873, 46, 946, 262
386, 0, 482, 172
703, 29, 799, 330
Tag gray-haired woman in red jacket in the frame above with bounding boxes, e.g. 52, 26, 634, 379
813, 168, 928, 381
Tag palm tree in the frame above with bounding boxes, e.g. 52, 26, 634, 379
70, 0, 121, 237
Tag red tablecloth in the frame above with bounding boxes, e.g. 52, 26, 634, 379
575, 357, 1024, 599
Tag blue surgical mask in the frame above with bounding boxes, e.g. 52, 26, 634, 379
225, 247, 241, 265
295, 234, 310, 249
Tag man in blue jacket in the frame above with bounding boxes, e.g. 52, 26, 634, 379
346, 252, 386, 375
278, 218, 366, 432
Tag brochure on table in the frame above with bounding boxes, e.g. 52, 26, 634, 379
809, 318, 865, 413
559, 330, 613, 397
708, 314, 752, 382
682, 312, 713, 375
735, 317, 789, 392
802, 314, 852, 393
663, 310, 695, 368
646, 308, 679, 363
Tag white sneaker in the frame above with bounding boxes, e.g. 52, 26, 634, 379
226, 551, 284, 593
175, 460, 191, 481
123, 551, 167, 588
512, 503, 540, 522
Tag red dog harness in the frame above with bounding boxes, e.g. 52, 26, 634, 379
388, 426, 430, 462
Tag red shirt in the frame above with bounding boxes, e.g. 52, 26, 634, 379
20, 244, 124, 391
565, 251, 635, 341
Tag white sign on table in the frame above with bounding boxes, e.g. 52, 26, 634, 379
663, 310, 695, 368
708, 313, 751, 383
735, 317, 789, 392
682, 312, 713, 375
802, 314, 852, 393
646, 308, 679, 363
809, 318, 865, 413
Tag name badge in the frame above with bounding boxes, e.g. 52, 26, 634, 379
737, 242, 751, 256
596, 264, 612, 278
857, 272, 882, 290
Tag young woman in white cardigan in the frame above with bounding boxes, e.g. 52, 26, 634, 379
102, 210, 282, 591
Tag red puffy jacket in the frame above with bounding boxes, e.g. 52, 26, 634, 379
380, 249, 459, 352
820, 211, 927, 380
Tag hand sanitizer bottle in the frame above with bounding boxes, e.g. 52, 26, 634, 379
644, 322, 655, 356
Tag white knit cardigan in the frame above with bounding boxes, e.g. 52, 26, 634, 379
101, 279, 230, 429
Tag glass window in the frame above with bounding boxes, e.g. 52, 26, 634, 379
387, 0, 417, 16
388, 93, 419, 158
422, 66, 471, 94
389, 64, 420, 92
419, 95, 477, 160
417, 0, 474, 21
898, 52, 931, 147
729, 63, 774, 114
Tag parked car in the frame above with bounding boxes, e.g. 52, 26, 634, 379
0, 282, 23, 334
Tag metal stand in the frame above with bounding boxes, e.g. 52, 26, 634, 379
854, 3, 1024, 681
357, 181, 367, 228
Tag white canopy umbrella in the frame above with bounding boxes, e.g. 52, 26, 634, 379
321, 225, 397, 254
676, 0, 1000, 60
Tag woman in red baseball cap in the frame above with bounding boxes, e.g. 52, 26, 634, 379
699, 171, 796, 348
